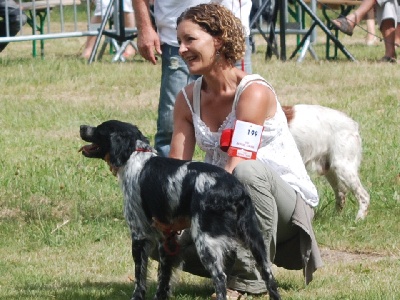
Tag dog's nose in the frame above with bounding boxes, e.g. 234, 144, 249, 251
80, 125, 91, 138
80, 125, 89, 133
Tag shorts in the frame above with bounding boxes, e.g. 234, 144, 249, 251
375, 0, 400, 26
93, 0, 133, 16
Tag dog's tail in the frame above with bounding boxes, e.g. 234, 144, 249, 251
236, 194, 281, 300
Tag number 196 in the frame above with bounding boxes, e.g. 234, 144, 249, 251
248, 129, 258, 136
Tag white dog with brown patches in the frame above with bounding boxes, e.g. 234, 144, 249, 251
282, 104, 370, 220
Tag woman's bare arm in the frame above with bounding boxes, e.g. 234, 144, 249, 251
224, 83, 276, 173
169, 87, 196, 160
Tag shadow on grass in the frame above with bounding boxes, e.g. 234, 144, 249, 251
9, 279, 304, 299
10, 279, 216, 300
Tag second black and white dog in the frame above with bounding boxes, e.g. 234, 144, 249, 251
79, 120, 281, 300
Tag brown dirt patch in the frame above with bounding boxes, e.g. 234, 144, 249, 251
320, 248, 393, 264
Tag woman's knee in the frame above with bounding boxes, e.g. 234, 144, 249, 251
233, 160, 259, 184
233, 160, 274, 186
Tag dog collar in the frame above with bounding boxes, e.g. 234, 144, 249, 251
135, 148, 154, 153
103, 149, 154, 177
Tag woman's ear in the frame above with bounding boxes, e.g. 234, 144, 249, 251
214, 37, 223, 51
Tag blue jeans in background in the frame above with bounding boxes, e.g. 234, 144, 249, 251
154, 38, 253, 157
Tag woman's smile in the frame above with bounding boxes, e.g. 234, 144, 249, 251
183, 54, 197, 63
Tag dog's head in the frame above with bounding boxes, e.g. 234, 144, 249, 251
79, 120, 152, 168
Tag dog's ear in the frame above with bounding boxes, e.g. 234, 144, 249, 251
135, 139, 153, 152
134, 127, 150, 145
131, 126, 153, 152
109, 132, 136, 167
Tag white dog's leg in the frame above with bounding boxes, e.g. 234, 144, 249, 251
326, 163, 369, 220
325, 170, 347, 212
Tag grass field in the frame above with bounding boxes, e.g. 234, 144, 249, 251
0, 19, 399, 300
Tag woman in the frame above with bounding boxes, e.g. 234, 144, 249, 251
170, 4, 323, 298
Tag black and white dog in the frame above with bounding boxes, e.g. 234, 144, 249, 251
79, 120, 281, 300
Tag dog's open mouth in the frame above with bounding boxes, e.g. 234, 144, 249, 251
79, 143, 101, 157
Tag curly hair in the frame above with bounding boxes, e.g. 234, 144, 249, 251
177, 3, 245, 66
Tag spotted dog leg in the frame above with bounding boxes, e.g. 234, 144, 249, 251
154, 242, 175, 300
131, 239, 151, 300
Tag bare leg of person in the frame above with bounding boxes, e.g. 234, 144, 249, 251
82, 16, 102, 59
380, 19, 397, 61
82, 13, 136, 59
365, 9, 377, 45
395, 23, 400, 47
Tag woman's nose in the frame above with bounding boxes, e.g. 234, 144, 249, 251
178, 43, 187, 56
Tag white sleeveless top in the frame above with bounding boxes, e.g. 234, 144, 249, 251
182, 74, 319, 207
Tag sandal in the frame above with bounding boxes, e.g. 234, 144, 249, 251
378, 56, 397, 63
331, 15, 356, 36
211, 289, 247, 300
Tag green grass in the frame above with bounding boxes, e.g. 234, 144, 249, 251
0, 22, 399, 299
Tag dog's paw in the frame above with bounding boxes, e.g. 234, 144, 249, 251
131, 289, 146, 300
153, 288, 170, 300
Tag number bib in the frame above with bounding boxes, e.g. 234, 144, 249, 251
227, 120, 263, 159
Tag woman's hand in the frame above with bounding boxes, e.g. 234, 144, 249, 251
133, 0, 161, 65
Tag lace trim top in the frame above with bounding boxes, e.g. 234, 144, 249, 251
181, 74, 319, 207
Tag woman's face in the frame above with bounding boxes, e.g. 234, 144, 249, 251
177, 19, 220, 75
